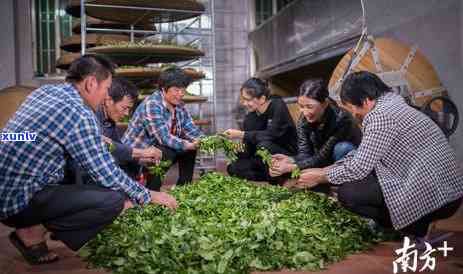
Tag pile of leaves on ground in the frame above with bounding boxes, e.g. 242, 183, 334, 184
80, 172, 388, 274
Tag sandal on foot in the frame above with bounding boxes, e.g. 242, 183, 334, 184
9, 232, 59, 265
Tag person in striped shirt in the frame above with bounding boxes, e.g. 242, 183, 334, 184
122, 66, 204, 191
0, 55, 177, 265
293, 71, 463, 243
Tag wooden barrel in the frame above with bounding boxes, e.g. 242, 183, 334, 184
284, 37, 448, 124
328, 37, 446, 108
0, 85, 37, 129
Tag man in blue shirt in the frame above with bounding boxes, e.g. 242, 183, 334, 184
0, 55, 177, 265
123, 66, 203, 191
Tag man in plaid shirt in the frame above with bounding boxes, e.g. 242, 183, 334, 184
123, 66, 203, 191
0, 55, 177, 265
294, 71, 463, 241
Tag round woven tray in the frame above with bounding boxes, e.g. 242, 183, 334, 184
88, 44, 204, 65
138, 91, 208, 104
116, 67, 205, 88
115, 67, 162, 78
60, 34, 132, 53
66, 0, 205, 24
56, 52, 81, 70
183, 95, 208, 104
115, 67, 205, 79
72, 17, 156, 36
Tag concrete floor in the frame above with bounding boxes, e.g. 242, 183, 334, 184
1, 162, 462, 274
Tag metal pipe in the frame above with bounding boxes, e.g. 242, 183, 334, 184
86, 27, 157, 34
177, 17, 199, 35
130, 25, 134, 42
180, 59, 200, 68
46, 0, 51, 73
80, 0, 86, 54
85, 27, 212, 36
35, 0, 42, 73
211, 0, 217, 135
186, 37, 201, 46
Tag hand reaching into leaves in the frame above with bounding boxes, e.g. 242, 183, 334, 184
294, 168, 327, 189
149, 191, 178, 210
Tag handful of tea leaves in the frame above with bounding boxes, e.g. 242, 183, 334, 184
256, 147, 272, 166
291, 167, 301, 179
147, 160, 172, 181
199, 135, 244, 162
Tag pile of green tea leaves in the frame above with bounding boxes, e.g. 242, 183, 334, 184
80, 172, 387, 274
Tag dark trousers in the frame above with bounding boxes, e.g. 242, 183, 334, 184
65, 159, 140, 185
227, 140, 293, 183
145, 145, 197, 191
1, 184, 125, 251
337, 172, 462, 237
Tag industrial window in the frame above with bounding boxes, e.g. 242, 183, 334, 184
255, 0, 296, 27
277, 0, 295, 11
255, 0, 273, 27
34, 0, 73, 76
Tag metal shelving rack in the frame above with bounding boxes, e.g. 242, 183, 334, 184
76, 0, 217, 173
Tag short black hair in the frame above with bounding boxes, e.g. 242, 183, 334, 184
66, 54, 115, 84
298, 78, 329, 103
240, 77, 270, 99
109, 78, 139, 103
340, 71, 392, 106
158, 66, 192, 91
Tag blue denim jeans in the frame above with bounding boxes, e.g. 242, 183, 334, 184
332, 142, 355, 161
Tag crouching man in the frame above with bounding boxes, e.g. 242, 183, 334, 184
0, 55, 177, 265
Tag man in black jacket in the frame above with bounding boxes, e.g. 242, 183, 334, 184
224, 78, 297, 182
270, 79, 361, 180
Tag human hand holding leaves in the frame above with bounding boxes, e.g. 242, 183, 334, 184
294, 168, 326, 189
149, 191, 178, 210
